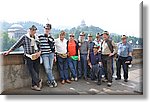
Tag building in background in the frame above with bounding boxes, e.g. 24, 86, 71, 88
8, 24, 27, 40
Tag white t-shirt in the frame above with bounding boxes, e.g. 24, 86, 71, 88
55, 38, 67, 54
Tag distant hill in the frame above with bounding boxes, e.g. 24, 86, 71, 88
0, 20, 142, 46
0, 21, 44, 33
0, 21, 104, 39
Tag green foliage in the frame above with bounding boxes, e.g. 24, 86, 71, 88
0, 21, 143, 51
1, 32, 17, 51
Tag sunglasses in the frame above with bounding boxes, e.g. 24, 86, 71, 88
70, 36, 74, 37
32, 29, 37, 31
45, 28, 50, 30
80, 35, 85, 36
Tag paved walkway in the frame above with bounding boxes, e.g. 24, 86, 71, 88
2, 64, 143, 95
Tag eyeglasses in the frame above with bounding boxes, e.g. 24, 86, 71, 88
70, 36, 74, 37
80, 35, 85, 36
45, 28, 50, 30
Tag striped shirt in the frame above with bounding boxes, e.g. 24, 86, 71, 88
38, 34, 55, 54
10, 34, 40, 54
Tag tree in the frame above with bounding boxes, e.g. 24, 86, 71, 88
1, 32, 17, 51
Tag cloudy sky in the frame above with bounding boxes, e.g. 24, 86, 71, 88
0, 0, 142, 37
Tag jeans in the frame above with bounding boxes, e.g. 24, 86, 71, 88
90, 64, 103, 81
116, 56, 129, 79
112, 58, 114, 74
78, 54, 88, 78
57, 55, 69, 80
102, 55, 113, 83
25, 56, 40, 87
41, 53, 55, 81
67, 58, 77, 78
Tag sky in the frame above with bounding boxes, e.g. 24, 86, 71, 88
0, 0, 142, 37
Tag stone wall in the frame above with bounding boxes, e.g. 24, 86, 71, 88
0, 52, 59, 91
132, 48, 143, 64
0, 48, 143, 91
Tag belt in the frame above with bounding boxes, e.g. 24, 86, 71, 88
102, 54, 109, 56
92, 63, 99, 66
57, 53, 67, 58
80, 53, 87, 55
118, 56, 128, 58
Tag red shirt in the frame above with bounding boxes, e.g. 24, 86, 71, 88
68, 40, 76, 57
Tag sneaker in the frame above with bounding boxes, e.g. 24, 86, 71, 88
39, 79, 43, 89
47, 81, 53, 87
74, 77, 78, 81
52, 80, 58, 87
31, 85, 41, 91
102, 79, 108, 82
97, 80, 101, 85
71, 77, 74, 81
107, 82, 112, 87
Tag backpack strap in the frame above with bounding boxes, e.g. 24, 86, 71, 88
106, 40, 113, 53
101, 39, 113, 53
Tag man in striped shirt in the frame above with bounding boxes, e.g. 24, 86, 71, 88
38, 24, 57, 87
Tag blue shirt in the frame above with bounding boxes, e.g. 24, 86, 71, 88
89, 52, 102, 65
88, 41, 95, 53
117, 42, 133, 57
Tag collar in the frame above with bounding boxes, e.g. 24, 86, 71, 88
44, 33, 51, 37
25, 33, 38, 41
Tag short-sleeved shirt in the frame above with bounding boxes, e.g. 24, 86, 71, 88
79, 41, 89, 55
93, 39, 101, 48
93, 39, 102, 52
55, 38, 67, 54
67, 40, 76, 57
101, 40, 117, 55
89, 52, 102, 65
38, 34, 55, 54
88, 41, 95, 53
117, 42, 133, 57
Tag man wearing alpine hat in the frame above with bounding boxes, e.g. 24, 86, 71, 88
115, 35, 133, 82
4, 25, 42, 91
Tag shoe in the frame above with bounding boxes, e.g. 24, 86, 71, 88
115, 78, 121, 80
66, 80, 71, 84
74, 77, 78, 81
52, 80, 58, 87
124, 79, 128, 82
84, 77, 88, 81
71, 77, 74, 81
102, 79, 108, 82
47, 81, 53, 87
91, 78, 96, 81
39, 79, 43, 89
31, 85, 41, 91
61, 80, 65, 84
107, 82, 112, 87
78, 76, 82, 79
97, 80, 101, 85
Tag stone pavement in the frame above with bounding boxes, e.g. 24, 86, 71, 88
2, 64, 143, 95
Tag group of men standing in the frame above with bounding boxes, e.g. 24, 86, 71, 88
4, 24, 133, 91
